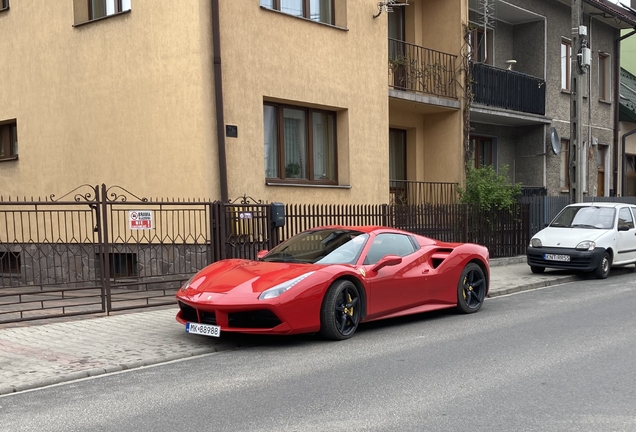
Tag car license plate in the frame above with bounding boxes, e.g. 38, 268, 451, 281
544, 254, 570, 262
185, 322, 221, 337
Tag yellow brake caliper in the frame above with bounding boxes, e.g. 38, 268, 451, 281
343, 293, 354, 324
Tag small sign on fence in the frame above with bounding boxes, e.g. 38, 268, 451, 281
129, 210, 153, 230
239, 212, 253, 220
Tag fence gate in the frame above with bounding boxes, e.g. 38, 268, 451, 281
0, 185, 108, 323
222, 196, 279, 260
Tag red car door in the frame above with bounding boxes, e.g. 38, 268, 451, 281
361, 233, 428, 317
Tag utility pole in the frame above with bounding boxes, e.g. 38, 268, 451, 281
569, 0, 589, 203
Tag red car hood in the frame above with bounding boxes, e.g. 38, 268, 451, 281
185, 259, 324, 294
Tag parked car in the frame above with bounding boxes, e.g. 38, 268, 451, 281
527, 202, 636, 278
175, 226, 490, 341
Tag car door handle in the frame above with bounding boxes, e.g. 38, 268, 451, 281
422, 269, 430, 274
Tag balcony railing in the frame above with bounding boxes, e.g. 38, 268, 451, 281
388, 38, 457, 99
471, 63, 546, 116
390, 180, 458, 205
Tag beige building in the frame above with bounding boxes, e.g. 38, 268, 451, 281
0, 0, 466, 205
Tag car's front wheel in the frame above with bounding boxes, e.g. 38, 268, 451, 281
320, 280, 361, 341
457, 263, 486, 314
530, 266, 545, 274
594, 251, 611, 279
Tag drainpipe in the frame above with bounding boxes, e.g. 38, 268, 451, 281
212, 0, 229, 203
615, 29, 636, 197
621, 128, 636, 197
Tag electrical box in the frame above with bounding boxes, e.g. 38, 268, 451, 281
271, 202, 285, 228
582, 48, 592, 67
579, 25, 587, 36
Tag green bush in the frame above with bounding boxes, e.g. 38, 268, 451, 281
458, 165, 521, 211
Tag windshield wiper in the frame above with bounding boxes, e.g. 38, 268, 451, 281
571, 224, 601, 229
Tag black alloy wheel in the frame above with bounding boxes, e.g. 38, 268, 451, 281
320, 280, 362, 341
457, 263, 486, 314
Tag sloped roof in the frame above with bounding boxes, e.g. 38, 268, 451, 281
620, 67, 636, 122
583, 0, 636, 28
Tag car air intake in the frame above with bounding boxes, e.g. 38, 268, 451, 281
179, 302, 198, 322
228, 310, 282, 329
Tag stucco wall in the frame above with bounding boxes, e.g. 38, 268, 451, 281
0, 1, 218, 200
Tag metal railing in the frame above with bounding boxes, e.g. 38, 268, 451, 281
471, 62, 546, 115
388, 38, 458, 99
389, 180, 458, 205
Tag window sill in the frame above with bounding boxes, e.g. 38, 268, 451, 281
0, 156, 18, 162
560, 89, 571, 95
599, 99, 612, 105
259, 6, 348, 31
73, 9, 131, 27
266, 181, 351, 189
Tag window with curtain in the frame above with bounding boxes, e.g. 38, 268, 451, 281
89, 0, 131, 20
598, 53, 611, 102
260, 0, 334, 25
561, 40, 571, 91
264, 103, 337, 184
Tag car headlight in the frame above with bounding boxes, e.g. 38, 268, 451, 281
530, 238, 542, 248
258, 272, 315, 300
179, 275, 196, 292
575, 240, 596, 251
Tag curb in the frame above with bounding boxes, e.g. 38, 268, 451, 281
488, 275, 579, 298
489, 255, 526, 267
0, 346, 236, 396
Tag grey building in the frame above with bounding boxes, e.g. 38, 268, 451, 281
468, 0, 636, 197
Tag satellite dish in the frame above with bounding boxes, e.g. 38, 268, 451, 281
550, 127, 561, 155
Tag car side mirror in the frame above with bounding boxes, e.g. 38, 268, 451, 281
618, 225, 630, 232
257, 250, 269, 259
371, 255, 402, 273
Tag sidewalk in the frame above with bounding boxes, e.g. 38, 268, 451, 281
0, 258, 582, 396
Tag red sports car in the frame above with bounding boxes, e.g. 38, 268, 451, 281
175, 226, 489, 340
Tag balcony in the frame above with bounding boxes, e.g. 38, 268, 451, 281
471, 63, 546, 116
390, 180, 458, 205
388, 38, 458, 99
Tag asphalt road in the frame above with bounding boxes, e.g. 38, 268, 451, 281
2, 274, 636, 432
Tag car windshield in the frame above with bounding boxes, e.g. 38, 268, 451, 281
262, 229, 369, 264
550, 206, 615, 229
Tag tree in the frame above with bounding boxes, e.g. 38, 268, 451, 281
458, 165, 521, 211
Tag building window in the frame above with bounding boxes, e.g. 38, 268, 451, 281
598, 53, 611, 102
0, 251, 20, 274
97, 253, 138, 278
471, 136, 493, 168
626, 155, 636, 197
88, 0, 130, 20
389, 129, 407, 204
561, 39, 571, 91
260, 0, 334, 25
264, 103, 337, 184
469, 28, 490, 64
1, 0, 9, 12
560, 139, 570, 190
597, 144, 607, 196
0, 121, 18, 161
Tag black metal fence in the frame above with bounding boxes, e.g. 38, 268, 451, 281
471, 62, 546, 115
388, 38, 458, 99
1, 184, 529, 324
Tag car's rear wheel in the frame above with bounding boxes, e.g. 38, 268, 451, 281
320, 280, 361, 341
457, 263, 486, 314
594, 251, 611, 279
530, 266, 545, 274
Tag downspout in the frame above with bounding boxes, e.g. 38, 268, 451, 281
212, 0, 229, 203
621, 128, 636, 196
615, 29, 636, 196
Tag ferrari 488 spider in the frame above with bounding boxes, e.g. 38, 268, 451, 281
176, 226, 489, 340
